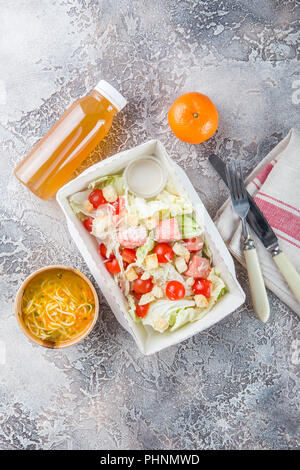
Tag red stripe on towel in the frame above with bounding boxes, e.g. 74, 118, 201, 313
252, 180, 260, 190
258, 192, 300, 214
256, 162, 275, 185
276, 233, 300, 249
254, 197, 300, 242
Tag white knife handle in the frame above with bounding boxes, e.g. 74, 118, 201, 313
244, 242, 270, 323
273, 251, 300, 304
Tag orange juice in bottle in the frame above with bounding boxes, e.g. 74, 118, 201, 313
14, 80, 127, 200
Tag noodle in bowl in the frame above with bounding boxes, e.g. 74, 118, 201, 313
14, 266, 99, 348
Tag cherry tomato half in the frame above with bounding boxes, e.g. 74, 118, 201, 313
153, 243, 174, 263
105, 257, 121, 274
136, 303, 149, 318
166, 281, 185, 300
132, 275, 153, 295
133, 291, 142, 301
88, 189, 107, 208
121, 248, 137, 264
83, 217, 94, 232
192, 278, 212, 298
99, 243, 113, 260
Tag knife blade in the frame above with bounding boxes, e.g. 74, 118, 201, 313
209, 153, 300, 305
209, 154, 279, 253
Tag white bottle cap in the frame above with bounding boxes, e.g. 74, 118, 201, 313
94, 80, 127, 112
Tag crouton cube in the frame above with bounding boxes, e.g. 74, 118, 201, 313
145, 253, 158, 270
154, 317, 169, 332
152, 285, 163, 298
83, 200, 94, 213
102, 184, 118, 203
175, 256, 188, 274
194, 294, 209, 308
173, 242, 186, 256
125, 213, 138, 226
173, 242, 190, 263
93, 213, 109, 235
125, 267, 138, 282
139, 292, 155, 305
145, 216, 158, 230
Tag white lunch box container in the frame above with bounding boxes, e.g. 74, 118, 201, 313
57, 140, 245, 355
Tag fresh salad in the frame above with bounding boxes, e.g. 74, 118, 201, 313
69, 169, 226, 333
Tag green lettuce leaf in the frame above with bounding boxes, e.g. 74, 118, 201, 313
177, 215, 202, 238
127, 194, 168, 220
142, 299, 196, 332
144, 263, 185, 284
202, 238, 213, 263
127, 294, 140, 323
156, 190, 193, 217
69, 190, 94, 218
136, 233, 155, 266
89, 174, 124, 195
169, 307, 200, 331
218, 287, 227, 299
169, 271, 226, 331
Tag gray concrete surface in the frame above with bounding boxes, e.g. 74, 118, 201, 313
0, 0, 299, 450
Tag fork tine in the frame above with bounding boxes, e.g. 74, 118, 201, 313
232, 160, 241, 200
226, 160, 250, 239
236, 161, 243, 200
236, 160, 246, 199
239, 161, 247, 199
230, 160, 239, 201
229, 162, 238, 200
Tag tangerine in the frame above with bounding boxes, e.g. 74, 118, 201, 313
168, 92, 218, 144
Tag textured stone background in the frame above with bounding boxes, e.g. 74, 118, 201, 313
0, 0, 299, 450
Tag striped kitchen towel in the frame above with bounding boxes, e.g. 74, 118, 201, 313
215, 128, 300, 317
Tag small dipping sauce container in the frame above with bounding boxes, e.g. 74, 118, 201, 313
124, 156, 167, 198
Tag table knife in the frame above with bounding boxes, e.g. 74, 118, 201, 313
209, 154, 300, 305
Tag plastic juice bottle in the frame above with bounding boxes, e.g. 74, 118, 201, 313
14, 80, 127, 200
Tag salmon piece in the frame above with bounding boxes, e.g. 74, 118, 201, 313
184, 237, 203, 253
185, 255, 211, 278
118, 225, 147, 248
155, 218, 181, 243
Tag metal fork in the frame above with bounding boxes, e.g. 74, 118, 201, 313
225, 161, 270, 322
